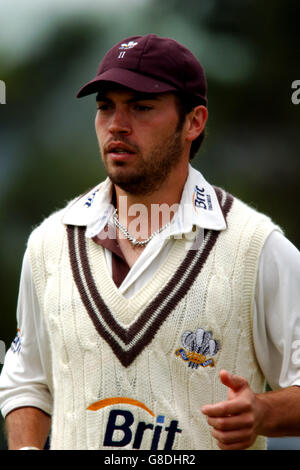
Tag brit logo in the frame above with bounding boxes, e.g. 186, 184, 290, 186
118, 41, 138, 59
192, 185, 213, 212
175, 328, 220, 369
87, 397, 182, 449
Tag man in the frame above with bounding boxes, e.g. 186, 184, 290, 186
1, 34, 300, 451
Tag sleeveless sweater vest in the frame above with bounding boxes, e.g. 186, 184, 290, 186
28, 188, 280, 450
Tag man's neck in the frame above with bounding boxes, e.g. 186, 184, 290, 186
114, 165, 189, 239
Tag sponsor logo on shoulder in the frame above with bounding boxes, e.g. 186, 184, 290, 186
11, 329, 22, 354
193, 185, 213, 212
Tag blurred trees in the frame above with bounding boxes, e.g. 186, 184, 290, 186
0, 0, 299, 450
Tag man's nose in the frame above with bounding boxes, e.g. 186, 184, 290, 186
108, 109, 131, 135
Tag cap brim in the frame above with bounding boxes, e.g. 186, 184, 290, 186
76, 68, 178, 98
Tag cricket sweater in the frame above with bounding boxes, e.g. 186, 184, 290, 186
28, 187, 280, 450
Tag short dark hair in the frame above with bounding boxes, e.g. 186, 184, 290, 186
174, 93, 206, 160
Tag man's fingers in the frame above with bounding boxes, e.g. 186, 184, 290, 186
202, 370, 256, 450
206, 412, 254, 431
216, 438, 254, 451
202, 398, 251, 417
211, 427, 254, 446
219, 369, 249, 392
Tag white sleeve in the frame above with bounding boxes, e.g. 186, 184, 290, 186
253, 231, 300, 391
0, 249, 53, 418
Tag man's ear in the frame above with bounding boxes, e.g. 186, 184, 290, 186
185, 105, 208, 142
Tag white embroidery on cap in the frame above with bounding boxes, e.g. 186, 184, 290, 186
119, 41, 138, 50
118, 41, 138, 59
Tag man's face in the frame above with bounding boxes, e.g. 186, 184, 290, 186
94, 87, 187, 195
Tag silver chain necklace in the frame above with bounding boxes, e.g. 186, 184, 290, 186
112, 208, 171, 247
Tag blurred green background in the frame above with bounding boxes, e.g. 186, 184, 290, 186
0, 0, 299, 450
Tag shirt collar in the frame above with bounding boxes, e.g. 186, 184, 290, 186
172, 164, 227, 234
61, 164, 227, 237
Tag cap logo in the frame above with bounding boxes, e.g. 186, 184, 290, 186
118, 41, 138, 59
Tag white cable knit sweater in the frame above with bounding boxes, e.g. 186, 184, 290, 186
28, 187, 280, 450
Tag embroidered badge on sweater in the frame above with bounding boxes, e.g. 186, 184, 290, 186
175, 328, 220, 369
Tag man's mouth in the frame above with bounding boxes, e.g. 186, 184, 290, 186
106, 142, 137, 160
107, 142, 135, 152
110, 148, 134, 154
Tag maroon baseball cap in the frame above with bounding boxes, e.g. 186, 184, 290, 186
76, 34, 207, 105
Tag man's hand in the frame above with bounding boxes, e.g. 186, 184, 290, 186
201, 370, 263, 450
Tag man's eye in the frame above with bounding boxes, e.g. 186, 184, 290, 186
134, 104, 152, 111
97, 104, 111, 111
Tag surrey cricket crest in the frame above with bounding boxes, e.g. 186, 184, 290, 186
175, 328, 220, 369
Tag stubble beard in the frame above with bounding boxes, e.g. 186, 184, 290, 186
102, 129, 184, 196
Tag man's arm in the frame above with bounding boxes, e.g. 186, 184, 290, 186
202, 233, 300, 449
5, 406, 51, 450
201, 370, 300, 450
0, 250, 53, 448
